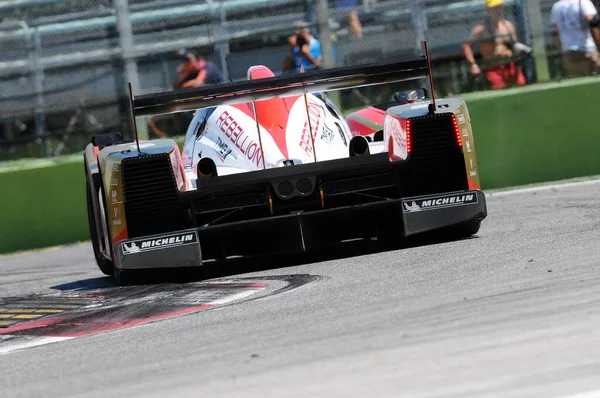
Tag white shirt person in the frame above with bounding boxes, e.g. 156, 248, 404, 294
550, 0, 600, 75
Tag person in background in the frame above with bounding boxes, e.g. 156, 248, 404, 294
283, 27, 323, 73
335, 0, 363, 39
173, 49, 226, 89
550, 0, 600, 76
462, 0, 528, 90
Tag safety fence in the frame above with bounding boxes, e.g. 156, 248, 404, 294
1, 0, 577, 161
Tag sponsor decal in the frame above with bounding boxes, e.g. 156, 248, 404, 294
112, 164, 119, 172
470, 170, 477, 177
403, 193, 478, 213
410, 103, 429, 109
462, 128, 469, 137
384, 115, 407, 159
457, 114, 466, 124
182, 149, 192, 168
299, 100, 323, 156
121, 232, 198, 255
469, 158, 474, 168
466, 141, 472, 153
214, 137, 233, 161
216, 111, 263, 168
321, 124, 334, 144
110, 178, 119, 186
122, 242, 141, 254
112, 206, 121, 225
112, 190, 117, 203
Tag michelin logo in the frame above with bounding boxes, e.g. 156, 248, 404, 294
404, 202, 422, 212
403, 193, 477, 213
122, 242, 141, 254
121, 233, 197, 255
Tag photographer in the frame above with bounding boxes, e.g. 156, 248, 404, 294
551, 0, 600, 76
173, 49, 225, 90
462, 0, 531, 90
283, 27, 322, 73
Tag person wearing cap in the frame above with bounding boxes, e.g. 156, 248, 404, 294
550, 0, 600, 77
462, 0, 528, 90
173, 50, 226, 90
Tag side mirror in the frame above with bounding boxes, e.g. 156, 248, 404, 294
393, 88, 427, 104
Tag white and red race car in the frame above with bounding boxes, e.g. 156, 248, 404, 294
84, 48, 487, 285
180, 65, 357, 182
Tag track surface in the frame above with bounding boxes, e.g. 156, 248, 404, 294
1, 182, 600, 397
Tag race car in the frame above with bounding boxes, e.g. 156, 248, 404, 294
84, 45, 487, 285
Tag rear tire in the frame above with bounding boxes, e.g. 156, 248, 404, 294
114, 268, 136, 286
85, 165, 114, 276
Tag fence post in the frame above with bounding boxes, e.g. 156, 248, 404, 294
410, 0, 428, 54
30, 26, 48, 157
115, 0, 146, 139
213, 2, 231, 82
315, 0, 335, 69
315, 0, 339, 105
524, 0, 550, 82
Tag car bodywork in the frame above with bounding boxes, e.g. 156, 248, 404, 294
84, 45, 487, 285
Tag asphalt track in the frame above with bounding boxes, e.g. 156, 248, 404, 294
1, 180, 600, 398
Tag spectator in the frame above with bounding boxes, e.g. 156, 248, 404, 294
173, 49, 226, 90
462, 0, 528, 90
283, 26, 323, 73
550, 0, 600, 76
335, 0, 363, 39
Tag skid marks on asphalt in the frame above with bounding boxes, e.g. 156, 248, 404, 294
0, 274, 321, 355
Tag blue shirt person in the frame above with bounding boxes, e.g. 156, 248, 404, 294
287, 28, 323, 72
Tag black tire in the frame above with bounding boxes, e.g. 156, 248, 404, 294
114, 268, 136, 286
85, 165, 114, 276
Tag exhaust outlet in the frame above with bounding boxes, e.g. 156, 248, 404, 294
197, 157, 218, 177
349, 135, 370, 157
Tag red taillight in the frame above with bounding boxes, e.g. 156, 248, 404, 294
405, 118, 412, 153
451, 113, 462, 147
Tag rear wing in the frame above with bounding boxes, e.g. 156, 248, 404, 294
131, 41, 437, 118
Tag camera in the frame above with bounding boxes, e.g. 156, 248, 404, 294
512, 42, 533, 56
295, 33, 308, 48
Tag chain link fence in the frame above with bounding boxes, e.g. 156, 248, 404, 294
0, 0, 596, 161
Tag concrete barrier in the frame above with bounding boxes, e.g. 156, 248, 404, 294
1, 76, 599, 254
459, 76, 600, 189
0, 154, 87, 254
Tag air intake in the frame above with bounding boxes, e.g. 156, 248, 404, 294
121, 153, 188, 238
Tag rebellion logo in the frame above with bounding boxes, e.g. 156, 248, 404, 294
299, 100, 323, 156
403, 193, 478, 213
121, 232, 198, 255
216, 111, 263, 168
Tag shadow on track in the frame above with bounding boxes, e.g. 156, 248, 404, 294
51, 226, 479, 289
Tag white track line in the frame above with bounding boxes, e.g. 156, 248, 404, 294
486, 179, 600, 198
0, 336, 72, 355
208, 288, 264, 306
560, 389, 600, 398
